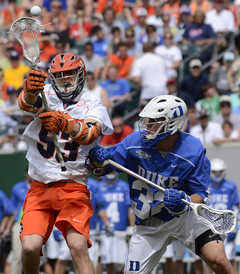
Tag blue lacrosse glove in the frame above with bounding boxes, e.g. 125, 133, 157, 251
53, 230, 64, 242
227, 232, 236, 242
105, 222, 115, 237
89, 145, 111, 163
164, 187, 191, 217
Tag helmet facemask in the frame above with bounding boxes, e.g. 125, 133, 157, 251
210, 158, 227, 186
50, 67, 85, 101
138, 117, 168, 140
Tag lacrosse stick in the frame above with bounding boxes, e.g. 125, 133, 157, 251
9, 17, 66, 171
106, 159, 236, 235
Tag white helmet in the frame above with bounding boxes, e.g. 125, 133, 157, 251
210, 158, 227, 185
138, 95, 187, 146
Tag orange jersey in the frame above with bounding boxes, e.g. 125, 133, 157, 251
190, 0, 211, 13
1, 7, 23, 24
110, 55, 134, 78
20, 181, 94, 247
162, 1, 181, 24
96, 0, 125, 14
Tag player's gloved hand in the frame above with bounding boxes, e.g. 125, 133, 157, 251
23, 69, 48, 95
164, 187, 191, 217
105, 222, 115, 237
38, 110, 75, 134
227, 232, 236, 242
89, 145, 111, 163
53, 230, 64, 242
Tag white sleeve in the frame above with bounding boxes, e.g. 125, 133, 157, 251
131, 60, 141, 77
226, 12, 235, 32
173, 47, 183, 62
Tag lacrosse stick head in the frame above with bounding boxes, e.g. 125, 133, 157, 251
9, 17, 41, 67
192, 203, 236, 234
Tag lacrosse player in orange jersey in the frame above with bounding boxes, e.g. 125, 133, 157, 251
17, 52, 113, 274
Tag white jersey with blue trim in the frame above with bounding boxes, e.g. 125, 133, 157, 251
107, 131, 210, 223
23, 85, 113, 185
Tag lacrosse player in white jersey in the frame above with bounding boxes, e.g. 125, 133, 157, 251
86, 95, 238, 274
17, 52, 113, 274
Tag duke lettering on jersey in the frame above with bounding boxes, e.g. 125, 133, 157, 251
138, 165, 179, 188
104, 193, 124, 202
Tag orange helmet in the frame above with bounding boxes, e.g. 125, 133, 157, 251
49, 52, 86, 101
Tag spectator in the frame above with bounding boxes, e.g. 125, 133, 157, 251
38, 31, 57, 65
209, 51, 234, 95
100, 7, 125, 39
206, 158, 239, 273
0, 86, 23, 120
182, 10, 216, 47
180, 58, 209, 103
155, 31, 182, 78
138, 24, 164, 48
134, 7, 148, 43
80, 42, 105, 80
107, 26, 123, 57
100, 116, 133, 146
161, 0, 182, 26
3, 51, 30, 90
213, 120, 239, 144
0, 68, 8, 103
97, 171, 135, 274
96, 0, 125, 17
10, 168, 31, 274
231, 83, 240, 113
181, 105, 199, 133
0, 0, 24, 36
205, 0, 235, 52
160, 13, 182, 43
205, 0, 235, 34
227, 53, 240, 93
212, 94, 240, 129
121, 6, 136, 29
91, 12, 104, 27
125, 27, 143, 58
166, 78, 195, 106
47, 16, 71, 47
41, 0, 67, 14
85, 71, 110, 109
190, 108, 224, 143
132, 0, 155, 19
100, 65, 131, 116
195, 82, 220, 120
101, 42, 134, 80
178, 6, 192, 34
0, 190, 15, 274
41, 0, 68, 32
48, 41, 66, 64
91, 25, 109, 59
68, 9, 92, 44
0, 41, 16, 70
131, 42, 168, 101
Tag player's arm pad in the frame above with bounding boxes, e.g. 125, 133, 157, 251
71, 121, 100, 145
18, 88, 43, 113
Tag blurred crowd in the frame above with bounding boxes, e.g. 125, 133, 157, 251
0, 0, 240, 149
0, 0, 240, 273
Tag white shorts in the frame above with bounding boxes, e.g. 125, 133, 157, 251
224, 240, 236, 261
162, 242, 174, 259
172, 239, 200, 261
58, 240, 71, 261
125, 211, 213, 274
100, 231, 128, 264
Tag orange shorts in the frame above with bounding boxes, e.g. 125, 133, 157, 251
20, 181, 94, 248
